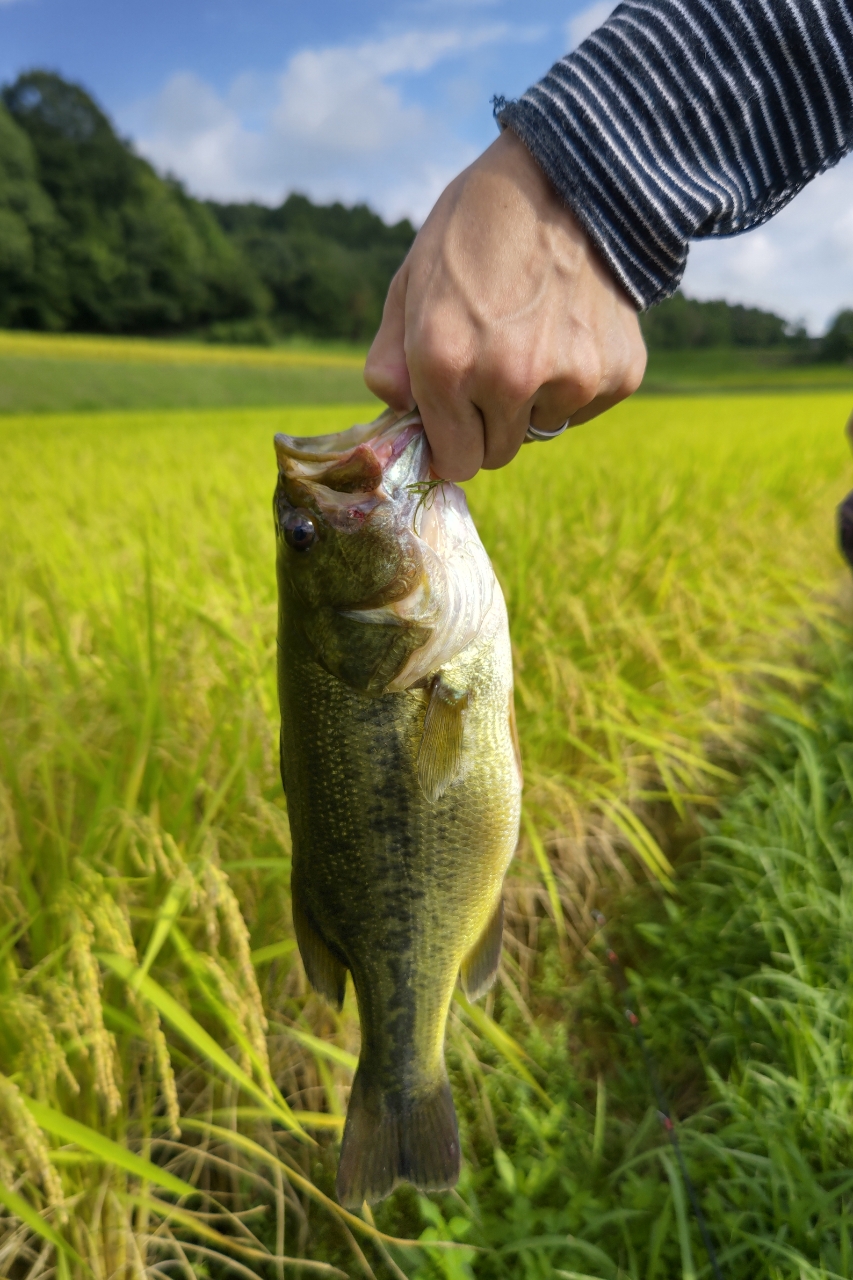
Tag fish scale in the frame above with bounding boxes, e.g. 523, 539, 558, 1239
274, 407, 522, 1207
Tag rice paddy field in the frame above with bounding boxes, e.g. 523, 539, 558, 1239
3, 330, 853, 1278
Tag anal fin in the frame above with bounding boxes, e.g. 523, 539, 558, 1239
461, 897, 504, 1000
417, 674, 468, 802
291, 889, 347, 1010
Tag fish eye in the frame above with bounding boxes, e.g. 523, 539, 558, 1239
283, 508, 317, 553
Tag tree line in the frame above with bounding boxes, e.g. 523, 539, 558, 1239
0, 70, 415, 343
1, 69, 852, 358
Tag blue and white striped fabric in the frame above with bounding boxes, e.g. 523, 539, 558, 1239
498, 0, 853, 308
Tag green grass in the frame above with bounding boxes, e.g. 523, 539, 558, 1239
643, 347, 853, 394
0, 355, 377, 413
4, 329, 853, 414
0, 330, 373, 414
437, 639, 853, 1278
1, 393, 853, 1276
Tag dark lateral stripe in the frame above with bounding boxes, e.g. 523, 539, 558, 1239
499, 0, 853, 308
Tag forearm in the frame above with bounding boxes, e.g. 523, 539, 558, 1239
498, 0, 853, 307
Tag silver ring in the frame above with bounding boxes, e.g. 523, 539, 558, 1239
524, 417, 572, 443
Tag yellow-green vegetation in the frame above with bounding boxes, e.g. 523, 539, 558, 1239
0, 331, 373, 415
643, 346, 853, 394
1, 393, 852, 1277
7, 327, 853, 418
0, 331, 367, 365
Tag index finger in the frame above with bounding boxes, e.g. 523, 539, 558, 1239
364, 265, 415, 412
412, 380, 485, 482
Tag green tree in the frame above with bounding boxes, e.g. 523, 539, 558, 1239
819, 309, 853, 362
0, 104, 67, 328
0, 70, 417, 341
641, 290, 791, 350
2, 71, 268, 333
210, 195, 415, 341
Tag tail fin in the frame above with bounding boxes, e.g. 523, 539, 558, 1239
336, 1068, 460, 1208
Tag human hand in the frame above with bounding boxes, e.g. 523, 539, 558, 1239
364, 129, 647, 481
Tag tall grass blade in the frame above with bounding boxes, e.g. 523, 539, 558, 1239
134, 872, 195, 988
123, 1194, 347, 1273
523, 809, 569, 959
0, 1183, 88, 1273
25, 1098, 196, 1198
659, 1149, 696, 1279
176, 1118, 472, 1254
100, 952, 310, 1140
272, 1023, 358, 1071
453, 990, 550, 1103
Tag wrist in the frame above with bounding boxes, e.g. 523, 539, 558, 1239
480, 129, 584, 237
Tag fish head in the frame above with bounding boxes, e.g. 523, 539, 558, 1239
274, 408, 496, 694
274, 407, 427, 612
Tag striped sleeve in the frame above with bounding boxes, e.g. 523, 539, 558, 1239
497, 0, 853, 308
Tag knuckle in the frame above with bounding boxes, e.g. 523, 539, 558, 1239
494, 370, 541, 406
364, 363, 408, 407
612, 332, 647, 398
387, 261, 409, 300
362, 363, 387, 398
568, 368, 602, 408
408, 331, 472, 398
483, 352, 543, 405
558, 343, 603, 406
488, 349, 551, 406
621, 350, 647, 397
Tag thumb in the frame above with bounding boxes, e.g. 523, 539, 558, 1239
364, 262, 415, 412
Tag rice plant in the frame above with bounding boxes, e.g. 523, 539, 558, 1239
0, 391, 851, 1276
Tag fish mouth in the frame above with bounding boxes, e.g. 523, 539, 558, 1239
274, 408, 424, 485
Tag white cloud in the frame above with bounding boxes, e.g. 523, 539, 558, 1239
681, 152, 853, 333
123, 26, 514, 224
565, 1, 616, 50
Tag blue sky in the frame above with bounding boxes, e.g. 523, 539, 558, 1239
2, 0, 853, 330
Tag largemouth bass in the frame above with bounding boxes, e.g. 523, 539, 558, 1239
274, 408, 522, 1208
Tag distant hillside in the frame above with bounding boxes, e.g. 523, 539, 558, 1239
0, 69, 849, 355
640, 290, 808, 351
0, 70, 414, 342
0, 71, 263, 333
207, 195, 415, 342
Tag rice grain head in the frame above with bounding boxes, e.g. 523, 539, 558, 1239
0, 1073, 64, 1215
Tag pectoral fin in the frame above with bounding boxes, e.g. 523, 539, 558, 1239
291, 889, 347, 1010
460, 897, 504, 1001
417, 675, 469, 802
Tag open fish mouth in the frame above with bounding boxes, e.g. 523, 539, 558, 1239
274, 408, 425, 489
